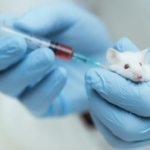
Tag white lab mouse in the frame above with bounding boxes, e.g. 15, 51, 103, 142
106, 48, 150, 82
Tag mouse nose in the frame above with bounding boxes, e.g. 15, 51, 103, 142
137, 75, 143, 79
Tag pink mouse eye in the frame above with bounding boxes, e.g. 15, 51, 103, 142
124, 64, 129, 69
139, 62, 142, 66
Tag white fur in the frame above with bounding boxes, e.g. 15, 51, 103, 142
106, 48, 150, 82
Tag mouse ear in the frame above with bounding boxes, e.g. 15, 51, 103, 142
106, 48, 120, 64
141, 49, 149, 64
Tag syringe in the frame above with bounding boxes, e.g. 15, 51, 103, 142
0, 22, 104, 67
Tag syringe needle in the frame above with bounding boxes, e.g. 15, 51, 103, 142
73, 52, 105, 67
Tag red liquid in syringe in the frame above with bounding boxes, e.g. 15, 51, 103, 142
49, 41, 74, 61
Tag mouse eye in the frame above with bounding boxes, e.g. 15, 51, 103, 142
139, 62, 142, 66
124, 64, 129, 69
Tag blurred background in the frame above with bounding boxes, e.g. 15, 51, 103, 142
0, 0, 150, 150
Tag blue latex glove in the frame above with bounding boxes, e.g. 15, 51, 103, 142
85, 38, 150, 149
0, 2, 113, 117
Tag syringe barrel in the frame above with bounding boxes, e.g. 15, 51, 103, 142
49, 41, 74, 61
0, 22, 74, 61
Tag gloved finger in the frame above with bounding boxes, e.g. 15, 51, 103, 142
20, 67, 67, 117
42, 94, 70, 117
42, 91, 89, 117
91, 112, 150, 149
14, 2, 86, 36
0, 47, 55, 97
21, 75, 86, 117
113, 37, 139, 53
0, 35, 27, 70
86, 85, 150, 142
0, 15, 18, 26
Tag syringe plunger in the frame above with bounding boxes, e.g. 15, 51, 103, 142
0, 22, 74, 61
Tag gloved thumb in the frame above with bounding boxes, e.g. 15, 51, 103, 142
14, 2, 83, 36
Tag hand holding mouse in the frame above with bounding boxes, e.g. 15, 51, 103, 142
85, 38, 150, 149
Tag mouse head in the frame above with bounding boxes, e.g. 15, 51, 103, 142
106, 48, 149, 82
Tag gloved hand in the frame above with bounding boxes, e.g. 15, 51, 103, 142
85, 38, 150, 149
0, 2, 113, 117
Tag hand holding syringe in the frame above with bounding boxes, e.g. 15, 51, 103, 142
0, 3, 114, 128
0, 22, 104, 67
